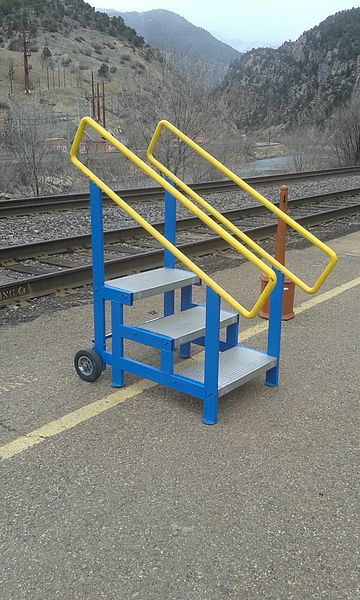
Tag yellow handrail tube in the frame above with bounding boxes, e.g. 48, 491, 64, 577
147, 120, 338, 294
70, 117, 276, 318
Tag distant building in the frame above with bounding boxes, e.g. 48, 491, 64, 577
193, 135, 206, 145
43, 137, 68, 152
78, 129, 120, 154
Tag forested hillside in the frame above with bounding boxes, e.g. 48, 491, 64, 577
0, 0, 144, 46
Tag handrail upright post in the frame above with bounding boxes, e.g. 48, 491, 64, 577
203, 287, 220, 425
90, 181, 106, 368
266, 268, 284, 387
163, 178, 176, 317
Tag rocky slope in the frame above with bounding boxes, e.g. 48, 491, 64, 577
223, 7, 360, 130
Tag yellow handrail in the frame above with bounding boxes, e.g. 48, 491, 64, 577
147, 120, 338, 294
70, 117, 276, 318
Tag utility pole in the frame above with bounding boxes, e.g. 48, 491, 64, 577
22, 30, 31, 94
91, 71, 95, 118
102, 81, 106, 128
8, 63, 14, 97
96, 82, 101, 122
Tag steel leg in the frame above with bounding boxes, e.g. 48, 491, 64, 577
90, 182, 106, 368
266, 269, 284, 387
203, 287, 220, 425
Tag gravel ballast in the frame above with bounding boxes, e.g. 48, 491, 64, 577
1, 175, 360, 247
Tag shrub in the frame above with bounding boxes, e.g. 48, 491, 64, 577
61, 54, 72, 66
144, 48, 152, 62
8, 36, 22, 51
98, 62, 109, 79
41, 46, 52, 60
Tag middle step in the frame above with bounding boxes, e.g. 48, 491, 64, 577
136, 305, 238, 348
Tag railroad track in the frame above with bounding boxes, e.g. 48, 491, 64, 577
1, 188, 359, 306
1, 166, 360, 217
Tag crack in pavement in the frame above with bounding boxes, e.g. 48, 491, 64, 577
0, 420, 22, 435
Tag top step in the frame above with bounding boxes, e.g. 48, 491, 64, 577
105, 267, 199, 300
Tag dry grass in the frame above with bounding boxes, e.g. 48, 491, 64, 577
0, 27, 154, 128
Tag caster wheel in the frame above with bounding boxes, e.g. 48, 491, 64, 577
74, 349, 102, 382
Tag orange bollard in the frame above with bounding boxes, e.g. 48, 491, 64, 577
259, 185, 295, 320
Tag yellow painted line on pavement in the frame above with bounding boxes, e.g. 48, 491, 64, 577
0, 378, 156, 462
294, 275, 360, 314
1, 275, 360, 462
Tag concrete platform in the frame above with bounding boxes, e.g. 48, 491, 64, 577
0, 232, 359, 599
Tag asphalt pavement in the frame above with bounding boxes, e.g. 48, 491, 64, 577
0, 232, 359, 599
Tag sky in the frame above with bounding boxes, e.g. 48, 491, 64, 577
90, 0, 360, 47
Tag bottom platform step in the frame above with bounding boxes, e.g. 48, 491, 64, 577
181, 345, 277, 396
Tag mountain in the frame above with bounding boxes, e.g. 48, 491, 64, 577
210, 33, 280, 54
223, 7, 360, 130
105, 9, 240, 70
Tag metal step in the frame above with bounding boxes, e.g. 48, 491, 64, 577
105, 267, 199, 300
137, 305, 238, 348
181, 345, 277, 396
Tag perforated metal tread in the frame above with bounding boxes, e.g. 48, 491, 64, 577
105, 267, 199, 300
181, 345, 277, 396
137, 305, 238, 347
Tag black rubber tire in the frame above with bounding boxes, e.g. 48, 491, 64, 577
74, 349, 102, 382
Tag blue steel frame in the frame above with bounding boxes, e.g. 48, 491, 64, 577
88, 182, 283, 425
265, 268, 284, 387
90, 182, 106, 370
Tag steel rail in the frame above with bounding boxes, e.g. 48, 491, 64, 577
1, 166, 360, 217
1, 188, 359, 262
0, 202, 359, 306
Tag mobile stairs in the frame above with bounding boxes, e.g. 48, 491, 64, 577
70, 118, 337, 425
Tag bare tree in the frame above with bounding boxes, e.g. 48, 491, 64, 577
329, 94, 360, 166
80, 136, 139, 190
283, 125, 331, 172
117, 53, 241, 181
2, 105, 69, 197
3, 107, 46, 195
